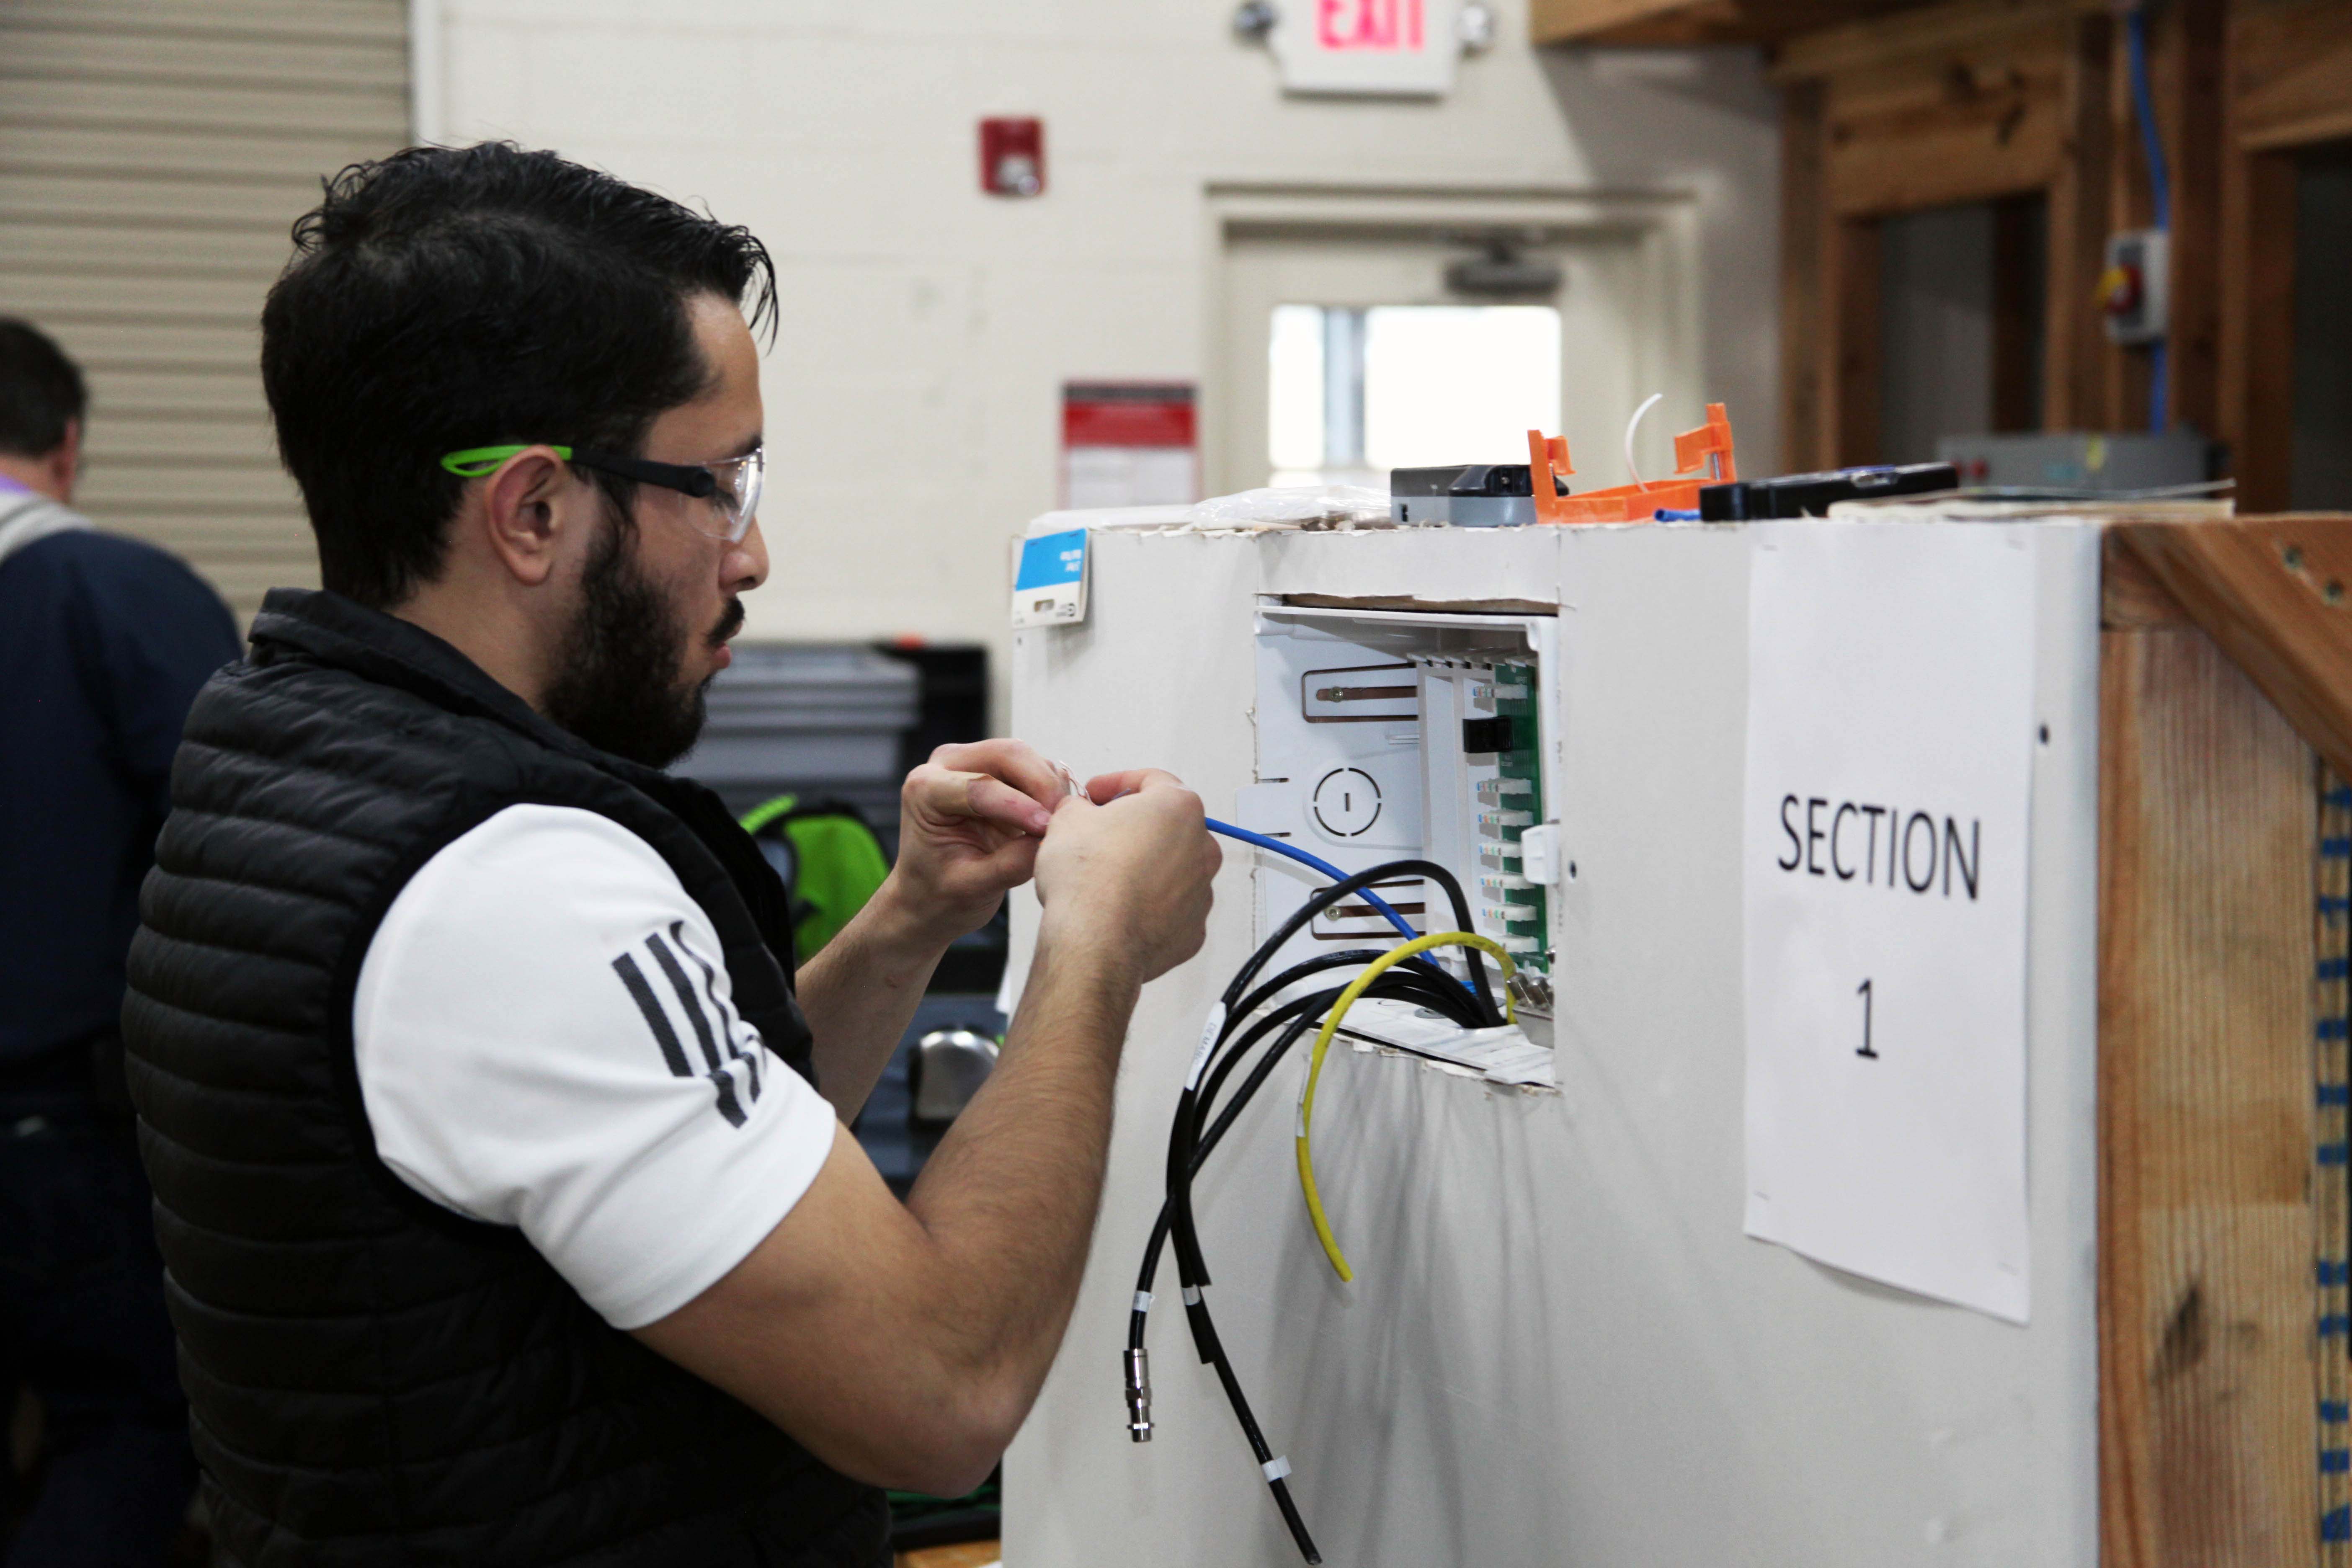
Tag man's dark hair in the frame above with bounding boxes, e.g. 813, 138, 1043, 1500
0, 317, 89, 459
261, 143, 776, 607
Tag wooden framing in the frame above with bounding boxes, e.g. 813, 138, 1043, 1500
1772, 0, 2114, 468
2099, 516, 2352, 1564
1530, 0, 1929, 49
1755, 0, 2351, 482
2217, 0, 2352, 512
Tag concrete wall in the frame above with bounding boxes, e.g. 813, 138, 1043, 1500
423, 1, 1782, 725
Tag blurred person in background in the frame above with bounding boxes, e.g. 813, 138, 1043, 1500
121, 144, 1218, 1568
0, 318, 234, 1564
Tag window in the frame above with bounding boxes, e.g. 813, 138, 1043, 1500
1267, 304, 1562, 487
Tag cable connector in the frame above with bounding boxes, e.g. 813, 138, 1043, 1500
1124, 1348, 1153, 1442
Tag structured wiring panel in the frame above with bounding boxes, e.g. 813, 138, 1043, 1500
1237, 605, 1559, 1008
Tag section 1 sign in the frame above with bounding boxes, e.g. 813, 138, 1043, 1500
1742, 522, 2037, 1323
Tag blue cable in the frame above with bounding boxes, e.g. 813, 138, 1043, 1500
2125, 5, 2170, 432
2125, 9, 2170, 233
1203, 818, 1420, 944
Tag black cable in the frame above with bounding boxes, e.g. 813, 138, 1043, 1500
1131, 856, 1510, 1566
1165, 988, 1340, 1334
1166, 959, 1472, 1353
1148, 998, 1337, 1566
1226, 949, 1469, 1039
1220, 857, 1500, 1029
1166, 864, 1497, 1290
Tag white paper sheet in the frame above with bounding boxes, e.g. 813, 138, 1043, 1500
1742, 522, 2036, 1323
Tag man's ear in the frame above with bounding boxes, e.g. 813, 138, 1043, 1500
478, 446, 581, 588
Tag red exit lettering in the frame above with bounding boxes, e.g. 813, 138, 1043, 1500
1316, 0, 1424, 52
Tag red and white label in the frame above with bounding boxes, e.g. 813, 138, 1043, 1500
1060, 383, 1197, 510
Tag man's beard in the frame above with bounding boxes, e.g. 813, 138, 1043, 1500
542, 512, 743, 769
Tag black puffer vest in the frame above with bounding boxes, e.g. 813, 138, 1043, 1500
121, 590, 889, 1568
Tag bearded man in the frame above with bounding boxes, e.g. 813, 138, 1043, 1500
122, 143, 1220, 1568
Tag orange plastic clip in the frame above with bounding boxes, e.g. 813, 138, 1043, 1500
1528, 402, 1737, 525
1526, 429, 1575, 525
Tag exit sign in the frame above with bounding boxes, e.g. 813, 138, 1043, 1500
1271, 0, 1460, 96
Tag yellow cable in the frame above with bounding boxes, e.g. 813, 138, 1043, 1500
1294, 932, 1516, 1283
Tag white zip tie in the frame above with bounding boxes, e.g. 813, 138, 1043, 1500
1262, 1455, 1292, 1483
1184, 1003, 1228, 1090
1132, 1290, 1154, 1313
1624, 391, 1663, 486
1182, 1285, 1202, 1306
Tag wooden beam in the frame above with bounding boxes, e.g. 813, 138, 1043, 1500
1527, 0, 1936, 48
1529, 0, 1725, 46
2043, 9, 2112, 430
2097, 601, 2319, 1568
2228, 0, 2352, 154
2102, 527, 2187, 629
1780, 77, 1828, 472
1771, 0, 2098, 83
1818, 13, 2073, 216
2115, 517, 2352, 784
2215, 1, 2352, 505
2228, 150, 2299, 512
1827, 214, 1883, 465
2164, 0, 2226, 438
1990, 192, 2044, 431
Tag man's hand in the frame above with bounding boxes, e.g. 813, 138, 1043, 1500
1032, 769, 1220, 985
796, 738, 1071, 1117
638, 766, 1223, 1498
882, 739, 1067, 949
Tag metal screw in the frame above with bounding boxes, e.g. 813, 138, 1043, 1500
2328, 580, 2345, 606
1232, 0, 1277, 39
2285, 544, 2306, 570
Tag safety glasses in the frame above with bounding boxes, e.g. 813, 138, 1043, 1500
439, 443, 764, 544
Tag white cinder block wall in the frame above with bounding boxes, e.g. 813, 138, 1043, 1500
421, 1, 1782, 725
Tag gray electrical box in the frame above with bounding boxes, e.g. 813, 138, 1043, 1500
1937, 431, 2213, 493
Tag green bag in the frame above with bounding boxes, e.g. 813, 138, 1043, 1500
739, 793, 892, 964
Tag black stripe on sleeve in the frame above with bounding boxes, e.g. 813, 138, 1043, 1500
707, 1070, 748, 1128
611, 952, 691, 1078
647, 931, 724, 1073
672, 922, 761, 1101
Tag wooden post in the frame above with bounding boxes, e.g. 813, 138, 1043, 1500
1781, 78, 1828, 473
2218, 145, 2301, 512
2046, 9, 2114, 431
1828, 216, 1883, 467
2098, 533, 2321, 1567
2165, 0, 2227, 437
1991, 193, 2045, 432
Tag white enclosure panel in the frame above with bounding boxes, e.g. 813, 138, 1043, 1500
1004, 521, 2101, 1567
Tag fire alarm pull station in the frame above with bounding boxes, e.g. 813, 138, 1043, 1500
980, 118, 1044, 197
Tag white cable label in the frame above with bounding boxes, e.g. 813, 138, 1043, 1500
1181, 1285, 1202, 1306
1184, 1002, 1227, 1090
1132, 1291, 1154, 1313
1262, 1455, 1292, 1483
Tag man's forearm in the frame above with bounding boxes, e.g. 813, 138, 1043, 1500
901, 922, 1138, 1418
795, 878, 952, 1120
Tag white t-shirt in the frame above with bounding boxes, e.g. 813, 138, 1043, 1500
353, 804, 841, 1330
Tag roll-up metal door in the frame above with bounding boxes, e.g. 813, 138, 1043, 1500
0, 0, 410, 618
